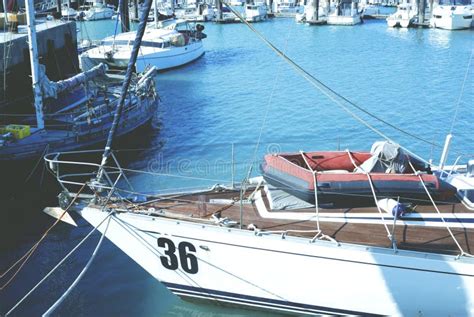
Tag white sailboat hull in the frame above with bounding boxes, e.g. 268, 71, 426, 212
79, 207, 474, 316
83, 41, 204, 73
134, 41, 204, 73
84, 8, 114, 20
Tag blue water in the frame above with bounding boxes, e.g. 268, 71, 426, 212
1, 17, 473, 316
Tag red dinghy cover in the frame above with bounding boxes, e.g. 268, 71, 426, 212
261, 142, 456, 207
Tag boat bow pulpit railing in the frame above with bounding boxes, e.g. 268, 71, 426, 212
44, 150, 135, 207
44, 148, 239, 210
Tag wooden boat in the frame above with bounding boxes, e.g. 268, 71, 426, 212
0, 2, 159, 163
0, 67, 158, 161
261, 142, 457, 207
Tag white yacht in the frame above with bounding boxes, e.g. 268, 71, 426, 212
245, 3, 268, 22
175, 4, 215, 22
275, 0, 303, 14
295, 2, 329, 23
430, 1, 473, 30
327, 0, 362, 25
78, 0, 115, 20
386, 3, 417, 27
80, 20, 206, 72
61, 4, 77, 19
216, 6, 245, 22
295, 11, 306, 22
360, 4, 380, 17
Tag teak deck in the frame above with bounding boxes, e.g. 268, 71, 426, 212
113, 189, 473, 256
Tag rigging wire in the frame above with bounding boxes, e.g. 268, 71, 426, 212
449, 49, 473, 135
244, 13, 295, 181
0, 184, 87, 290
42, 217, 110, 316
5, 210, 115, 316
221, 1, 445, 152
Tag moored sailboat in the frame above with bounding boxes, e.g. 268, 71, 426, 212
6, 0, 474, 315
0, 0, 159, 162
80, 19, 206, 73
40, 140, 474, 315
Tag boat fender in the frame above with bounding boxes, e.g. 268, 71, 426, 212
377, 198, 407, 218
391, 203, 406, 218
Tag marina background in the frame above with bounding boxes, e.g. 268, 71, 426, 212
1, 16, 473, 315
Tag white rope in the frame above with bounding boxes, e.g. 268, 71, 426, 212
238, 12, 297, 228
299, 151, 337, 243
42, 216, 111, 316
243, 11, 295, 182
449, 49, 473, 134
299, 151, 321, 233
346, 150, 394, 243
408, 160, 473, 257
5, 210, 114, 316
24, 143, 50, 183
221, 0, 449, 166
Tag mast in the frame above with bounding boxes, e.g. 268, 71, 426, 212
154, 0, 159, 28
25, 0, 45, 129
98, 0, 153, 175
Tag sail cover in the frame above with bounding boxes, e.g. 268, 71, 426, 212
39, 63, 108, 99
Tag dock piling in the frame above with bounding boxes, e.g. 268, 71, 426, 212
217, 0, 223, 20
418, 0, 425, 25
120, 0, 130, 32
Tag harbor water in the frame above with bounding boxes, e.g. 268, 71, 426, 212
1, 17, 473, 315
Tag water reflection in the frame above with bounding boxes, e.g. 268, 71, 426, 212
427, 28, 453, 49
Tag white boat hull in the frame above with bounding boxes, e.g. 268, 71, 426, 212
399, 18, 412, 28
386, 4, 417, 28
245, 14, 267, 22
84, 8, 114, 20
79, 207, 474, 316
430, 5, 473, 30
83, 41, 204, 73
327, 15, 362, 25
431, 15, 473, 30
134, 41, 204, 73
387, 18, 399, 27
